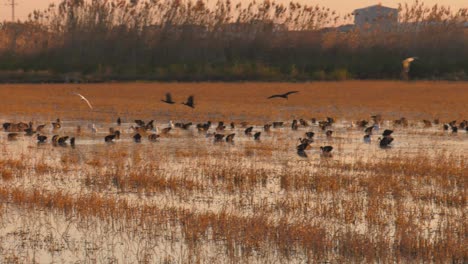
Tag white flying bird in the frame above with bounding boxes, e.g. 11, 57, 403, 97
402, 57, 418, 73
74, 93, 93, 109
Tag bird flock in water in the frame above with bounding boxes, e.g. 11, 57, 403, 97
2, 91, 467, 158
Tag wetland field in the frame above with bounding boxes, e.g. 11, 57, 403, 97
0, 81, 466, 263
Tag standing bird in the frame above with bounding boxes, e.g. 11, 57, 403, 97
117, 117, 122, 126
37, 134, 47, 143
105, 134, 116, 143
379, 137, 393, 148
402, 57, 418, 80
161, 93, 175, 104
254, 132, 261, 140
182, 95, 195, 108
148, 134, 160, 142
133, 133, 142, 143
226, 133, 236, 143
244, 127, 254, 135
320, 146, 333, 157
267, 91, 299, 99
74, 93, 93, 109
70, 137, 75, 148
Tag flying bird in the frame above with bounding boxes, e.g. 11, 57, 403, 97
161, 93, 175, 104
402, 57, 418, 80
402, 57, 417, 73
267, 91, 299, 99
182, 95, 195, 108
74, 93, 93, 109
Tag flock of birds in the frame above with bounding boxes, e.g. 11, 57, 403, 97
2, 91, 467, 158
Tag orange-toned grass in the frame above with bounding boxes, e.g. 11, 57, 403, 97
0, 81, 466, 122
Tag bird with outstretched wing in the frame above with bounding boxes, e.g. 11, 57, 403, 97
182, 95, 195, 108
74, 93, 93, 109
267, 91, 299, 99
161, 93, 175, 104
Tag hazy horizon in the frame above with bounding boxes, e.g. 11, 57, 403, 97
1, 0, 466, 22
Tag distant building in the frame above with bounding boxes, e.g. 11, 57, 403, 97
354, 4, 398, 29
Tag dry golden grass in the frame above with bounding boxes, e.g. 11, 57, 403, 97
0, 81, 466, 122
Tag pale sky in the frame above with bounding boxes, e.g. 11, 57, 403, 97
1, 0, 466, 22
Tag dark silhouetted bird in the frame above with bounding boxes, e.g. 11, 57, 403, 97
135, 120, 145, 127
117, 117, 122, 126
226, 133, 236, 142
379, 136, 393, 148
133, 133, 142, 143
297, 149, 308, 158
382, 129, 393, 137
305, 132, 315, 139
267, 91, 299, 99
320, 146, 333, 157
105, 134, 116, 142
182, 95, 195, 108
291, 120, 298, 130
326, 130, 333, 138
244, 127, 253, 135
254, 132, 261, 140
273, 122, 284, 128
161, 93, 175, 104
148, 134, 160, 142
214, 134, 225, 142
58, 136, 69, 145
70, 137, 75, 147
37, 134, 47, 143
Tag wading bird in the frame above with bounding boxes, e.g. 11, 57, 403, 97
267, 91, 299, 99
37, 134, 47, 143
133, 133, 142, 143
226, 133, 235, 143
148, 134, 160, 142
254, 132, 261, 140
105, 134, 116, 142
320, 146, 333, 157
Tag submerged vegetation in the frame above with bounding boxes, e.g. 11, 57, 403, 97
0, 0, 467, 81
0, 83, 467, 262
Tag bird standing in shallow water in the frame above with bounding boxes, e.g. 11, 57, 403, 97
254, 132, 261, 140
226, 133, 235, 143
133, 133, 142, 143
320, 146, 333, 157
